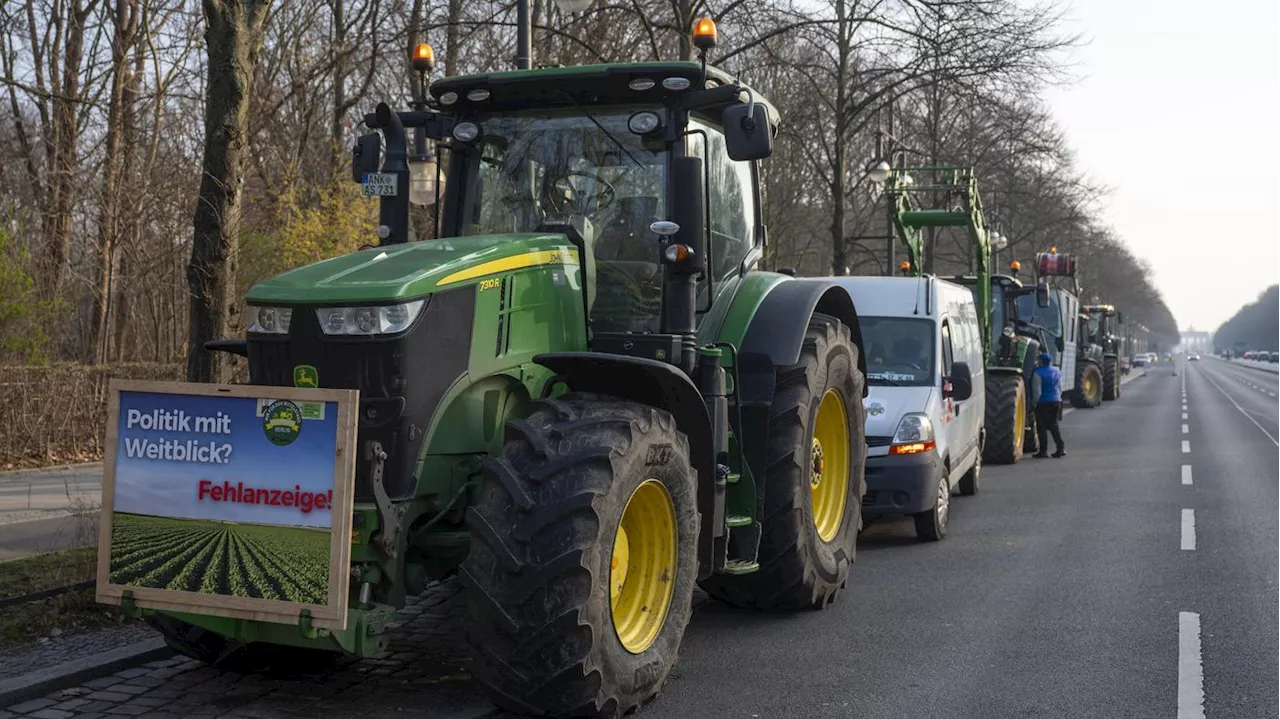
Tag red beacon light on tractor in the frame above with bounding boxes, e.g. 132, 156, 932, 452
1036, 246, 1076, 277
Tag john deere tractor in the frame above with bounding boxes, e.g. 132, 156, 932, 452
1082, 304, 1122, 401
145, 21, 869, 717
877, 166, 1047, 464
1015, 250, 1096, 408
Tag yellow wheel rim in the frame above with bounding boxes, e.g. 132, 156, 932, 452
610, 479, 677, 654
1013, 386, 1025, 454
810, 389, 850, 543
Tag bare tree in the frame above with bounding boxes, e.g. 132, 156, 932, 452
186, 0, 272, 383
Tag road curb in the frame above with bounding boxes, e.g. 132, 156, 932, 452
1212, 358, 1279, 375
0, 462, 103, 479
0, 637, 171, 706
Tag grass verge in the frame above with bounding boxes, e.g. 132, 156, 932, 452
0, 546, 136, 651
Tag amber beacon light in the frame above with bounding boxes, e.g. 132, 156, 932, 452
693, 17, 718, 50
412, 43, 435, 72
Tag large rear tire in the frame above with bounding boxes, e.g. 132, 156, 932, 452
982, 372, 1026, 464
460, 394, 699, 718
1070, 362, 1104, 408
700, 314, 864, 610
1102, 356, 1120, 401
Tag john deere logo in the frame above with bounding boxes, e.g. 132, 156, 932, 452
293, 365, 319, 388
263, 400, 302, 446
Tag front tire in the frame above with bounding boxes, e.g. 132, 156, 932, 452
700, 314, 864, 610
982, 372, 1026, 464
957, 450, 980, 496
461, 395, 699, 717
1102, 356, 1120, 401
913, 472, 949, 541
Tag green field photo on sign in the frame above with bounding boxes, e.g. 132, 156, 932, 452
108, 513, 330, 605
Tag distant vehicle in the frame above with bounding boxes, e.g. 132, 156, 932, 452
1132, 354, 1148, 367
1188, 353, 1200, 361
1270, 352, 1279, 363
835, 276, 985, 542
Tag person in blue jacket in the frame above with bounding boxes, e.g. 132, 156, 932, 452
1032, 352, 1066, 458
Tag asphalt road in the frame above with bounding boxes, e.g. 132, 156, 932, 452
5, 361, 1277, 718
0, 465, 102, 559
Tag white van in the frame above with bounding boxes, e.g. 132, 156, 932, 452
830, 275, 986, 541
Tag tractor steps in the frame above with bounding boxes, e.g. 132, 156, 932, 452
725, 514, 752, 528
722, 559, 759, 575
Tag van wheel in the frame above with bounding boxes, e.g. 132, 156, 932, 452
913, 473, 949, 541
958, 451, 980, 496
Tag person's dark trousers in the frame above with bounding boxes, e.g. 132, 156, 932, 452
1035, 401, 1065, 454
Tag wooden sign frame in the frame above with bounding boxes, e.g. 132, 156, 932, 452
96, 380, 359, 630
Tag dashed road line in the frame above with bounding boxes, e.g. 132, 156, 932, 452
1182, 412, 1188, 420
1181, 440, 1191, 453
1181, 509, 1195, 550
1178, 612, 1206, 719
1181, 465, 1192, 486
1181, 424, 1189, 434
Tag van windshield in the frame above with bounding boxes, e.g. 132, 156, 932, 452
861, 317, 936, 387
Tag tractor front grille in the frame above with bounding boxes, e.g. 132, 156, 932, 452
247, 287, 475, 501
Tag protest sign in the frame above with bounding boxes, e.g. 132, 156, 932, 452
96, 380, 358, 629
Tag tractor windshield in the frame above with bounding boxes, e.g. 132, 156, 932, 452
455, 108, 668, 333
456, 108, 666, 254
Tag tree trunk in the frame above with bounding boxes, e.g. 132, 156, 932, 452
44, 0, 96, 295
186, 0, 272, 383
94, 0, 139, 364
330, 0, 346, 176
445, 0, 463, 75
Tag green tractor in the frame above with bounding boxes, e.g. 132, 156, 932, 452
146, 23, 870, 716
1019, 250, 1101, 409
1082, 303, 1123, 401
876, 165, 1047, 463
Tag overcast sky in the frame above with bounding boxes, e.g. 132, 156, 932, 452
1042, 0, 1280, 332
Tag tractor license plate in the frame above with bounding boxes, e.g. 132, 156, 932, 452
361, 173, 397, 197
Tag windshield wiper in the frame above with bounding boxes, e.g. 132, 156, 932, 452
558, 90, 643, 168
869, 376, 906, 386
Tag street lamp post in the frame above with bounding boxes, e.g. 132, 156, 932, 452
516, 0, 594, 70
869, 128, 923, 276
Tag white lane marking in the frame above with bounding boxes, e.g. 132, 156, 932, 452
1181, 509, 1196, 550
1199, 368, 1280, 447
1182, 404, 1188, 411
1182, 412, 1188, 420
1182, 440, 1191, 453
1178, 612, 1206, 719
1182, 424, 1189, 434
1181, 465, 1192, 485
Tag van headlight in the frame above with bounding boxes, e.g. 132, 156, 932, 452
889, 413, 936, 455
246, 306, 293, 335
892, 413, 933, 443
316, 300, 425, 336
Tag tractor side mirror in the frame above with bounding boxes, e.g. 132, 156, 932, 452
1036, 282, 1050, 308
722, 103, 772, 161
946, 361, 973, 401
351, 133, 381, 182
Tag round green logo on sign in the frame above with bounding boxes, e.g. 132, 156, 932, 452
263, 400, 302, 446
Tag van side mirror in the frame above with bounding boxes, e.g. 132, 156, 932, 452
1036, 282, 1050, 308
946, 361, 973, 401
722, 103, 772, 161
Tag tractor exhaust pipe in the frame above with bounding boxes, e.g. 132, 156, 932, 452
375, 102, 411, 245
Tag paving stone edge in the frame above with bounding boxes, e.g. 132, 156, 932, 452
0, 637, 172, 707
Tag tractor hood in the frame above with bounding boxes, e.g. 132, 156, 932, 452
245, 233, 581, 304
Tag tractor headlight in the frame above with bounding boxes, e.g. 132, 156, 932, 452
316, 300, 425, 336
246, 306, 293, 335
891, 413, 934, 444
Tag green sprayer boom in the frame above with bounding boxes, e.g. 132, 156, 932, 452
884, 166, 993, 349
